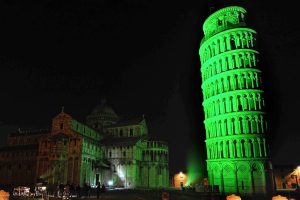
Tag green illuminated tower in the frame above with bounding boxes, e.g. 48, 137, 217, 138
199, 6, 273, 195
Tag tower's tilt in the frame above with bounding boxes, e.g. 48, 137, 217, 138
199, 6, 273, 195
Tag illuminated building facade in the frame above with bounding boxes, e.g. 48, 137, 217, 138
199, 6, 273, 195
86, 104, 169, 188
173, 172, 188, 188
0, 104, 169, 189
36, 111, 102, 186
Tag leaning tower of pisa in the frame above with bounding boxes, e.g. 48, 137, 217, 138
199, 6, 273, 195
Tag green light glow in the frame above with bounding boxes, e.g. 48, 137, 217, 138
199, 6, 273, 195
186, 146, 204, 186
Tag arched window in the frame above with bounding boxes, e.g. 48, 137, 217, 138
249, 140, 254, 157
130, 129, 133, 136
237, 96, 243, 111
241, 140, 246, 157
220, 142, 224, 158
230, 37, 236, 50
239, 117, 243, 133
233, 140, 237, 158
226, 141, 230, 158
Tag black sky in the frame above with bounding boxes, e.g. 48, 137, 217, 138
1, 0, 300, 174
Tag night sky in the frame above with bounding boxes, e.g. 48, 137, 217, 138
1, 0, 300, 175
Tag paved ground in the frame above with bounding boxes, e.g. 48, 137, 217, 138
46, 189, 223, 200
13, 188, 296, 200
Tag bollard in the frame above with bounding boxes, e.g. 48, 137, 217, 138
226, 194, 241, 200
0, 190, 9, 200
161, 191, 169, 200
272, 195, 288, 200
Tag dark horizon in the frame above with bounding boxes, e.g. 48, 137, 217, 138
1, 0, 300, 175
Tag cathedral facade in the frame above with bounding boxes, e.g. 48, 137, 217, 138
0, 104, 169, 189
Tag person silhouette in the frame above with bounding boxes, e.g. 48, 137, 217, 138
101, 184, 106, 194
96, 181, 101, 199
76, 184, 81, 198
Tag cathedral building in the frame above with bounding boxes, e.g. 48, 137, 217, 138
0, 104, 169, 189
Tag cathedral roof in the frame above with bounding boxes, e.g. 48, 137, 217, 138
106, 116, 144, 128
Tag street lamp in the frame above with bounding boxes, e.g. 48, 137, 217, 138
179, 172, 183, 179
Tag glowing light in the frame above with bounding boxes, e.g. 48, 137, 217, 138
272, 195, 288, 200
118, 169, 125, 178
186, 145, 204, 186
108, 180, 113, 186
226, 194, 241, 200
0, 190, 9, 200
174, 172, 188, 188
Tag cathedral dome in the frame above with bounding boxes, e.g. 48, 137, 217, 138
90, 104, 117, 117
86, 103, 119, 130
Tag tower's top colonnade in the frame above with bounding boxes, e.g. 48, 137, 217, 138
202, 6, 247, 40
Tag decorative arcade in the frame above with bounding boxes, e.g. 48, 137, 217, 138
199, 6, 274, 195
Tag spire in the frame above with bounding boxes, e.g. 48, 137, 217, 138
61, 106, 64, 113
